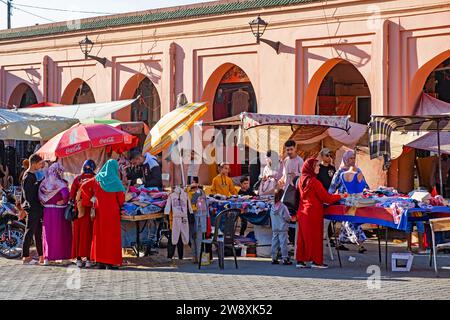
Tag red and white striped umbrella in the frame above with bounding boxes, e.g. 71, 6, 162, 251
37, 123, 138, 161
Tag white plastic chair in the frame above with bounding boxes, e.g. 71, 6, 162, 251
429, 217, 450, 276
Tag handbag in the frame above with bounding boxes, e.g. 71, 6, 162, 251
64, 201, 77, 221
90, 184, 97, 220
281, 176, 300, 215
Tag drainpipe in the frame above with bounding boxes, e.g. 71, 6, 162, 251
43, 56, 49, 103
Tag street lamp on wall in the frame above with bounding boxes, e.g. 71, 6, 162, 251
249, 15, 281, 54
79, 36, 107, 67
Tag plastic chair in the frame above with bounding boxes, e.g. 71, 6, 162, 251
324, 219, 334, 261
198, 208, 240, 270
429, 217, 450, 276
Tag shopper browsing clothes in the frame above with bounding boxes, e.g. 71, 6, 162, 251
278, 140, 304, 191
211, 163, 237, 196
316, 148, 337, 246
38, 163, 71, 265
80, 159, 125, 269
270, 189, 293, 265
128, 151, 163, 189
296, 158, 342, 269
329, 150, 369, 253
70, 160, 96, 268
21, 154, 45, 265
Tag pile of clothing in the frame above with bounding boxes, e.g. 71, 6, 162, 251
121, 186, 168, 216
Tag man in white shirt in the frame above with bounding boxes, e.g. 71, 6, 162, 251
279, 140, 304, 190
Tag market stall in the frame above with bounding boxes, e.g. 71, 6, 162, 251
36, 123, 138, 184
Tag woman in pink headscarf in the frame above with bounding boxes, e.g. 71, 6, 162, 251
39, 162, 71, 265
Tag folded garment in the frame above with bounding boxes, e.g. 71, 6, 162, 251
151, 200, 167, 208
139, 204, 163, 215
129, 186, 141, 194
132, 201, 150, 207
122, 203, 139, 216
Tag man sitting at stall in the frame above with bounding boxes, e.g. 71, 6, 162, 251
211, 163, 237, 197
128, 150, 163, 189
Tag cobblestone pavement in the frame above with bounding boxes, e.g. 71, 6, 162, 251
0, 240, 449, 300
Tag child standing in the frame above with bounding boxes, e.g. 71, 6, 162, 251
270, 189, 293, 265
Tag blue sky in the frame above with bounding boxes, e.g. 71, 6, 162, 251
0, 0, 216, 30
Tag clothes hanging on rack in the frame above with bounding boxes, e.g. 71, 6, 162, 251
231, 89, 250, 115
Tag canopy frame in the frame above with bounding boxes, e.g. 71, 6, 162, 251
370, 114, 450, 195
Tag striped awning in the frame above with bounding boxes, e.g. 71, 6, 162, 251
369, 114, 450, 161
143, 102, 207, 155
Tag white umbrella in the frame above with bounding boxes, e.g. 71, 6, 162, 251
0, 108, 79, 141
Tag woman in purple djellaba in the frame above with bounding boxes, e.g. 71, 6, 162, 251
39, 162, 72, 265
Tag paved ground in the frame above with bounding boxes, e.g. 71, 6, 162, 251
0, 239, 449, 300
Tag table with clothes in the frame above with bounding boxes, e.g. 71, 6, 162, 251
207, 195, 273, 227
120, 186, 168, 253
324, 187, 450, 269
325, 188, 450, 231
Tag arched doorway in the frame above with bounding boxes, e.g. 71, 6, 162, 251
413, 56, 450, 196
118, 74, 161, 128
422, 57, 450, 103
206, 64, 258, 183
315, 60, 371, 124
409, 50, 450, 114
7, 83, 39, 183
61, 79, 95, 105
130, 78, 161, 128
212, 65, 257, 120
8, 83, 38, 108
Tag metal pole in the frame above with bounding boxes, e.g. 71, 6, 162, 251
437, 120, 444, 196
176, 139, 186, 186
7, 1, 12, 29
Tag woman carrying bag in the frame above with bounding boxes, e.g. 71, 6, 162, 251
70, 160, 97, 268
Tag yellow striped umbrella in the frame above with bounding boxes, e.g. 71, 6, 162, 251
143, 102, 208, 155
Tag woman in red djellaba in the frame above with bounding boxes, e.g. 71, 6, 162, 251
296, 158, 342, 269
80, 159, 125, 269
70, 159, 96, 268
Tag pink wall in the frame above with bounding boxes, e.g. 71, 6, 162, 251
0, 0, 449, 186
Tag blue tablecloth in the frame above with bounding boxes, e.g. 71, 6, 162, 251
325, 205, 450, 231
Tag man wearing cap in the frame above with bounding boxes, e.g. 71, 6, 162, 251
317, 148, 341, 249
317, 148, 336, 191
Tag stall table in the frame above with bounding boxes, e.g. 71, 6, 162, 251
121, 213, 164, 257
325, 204, 450, 270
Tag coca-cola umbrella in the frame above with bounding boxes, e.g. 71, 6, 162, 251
37, 123, 138, 161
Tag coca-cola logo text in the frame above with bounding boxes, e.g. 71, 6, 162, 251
65, 144, 83, 155
99, 137, 116, 145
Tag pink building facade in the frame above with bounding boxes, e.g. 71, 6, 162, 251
0, 0, 449, 189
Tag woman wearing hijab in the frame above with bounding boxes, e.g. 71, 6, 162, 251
70, 160, 96, 268
296, 158, 342, 269
328, 150, 369, 253
38, 163, 71, 265
80, 159, 125, 269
